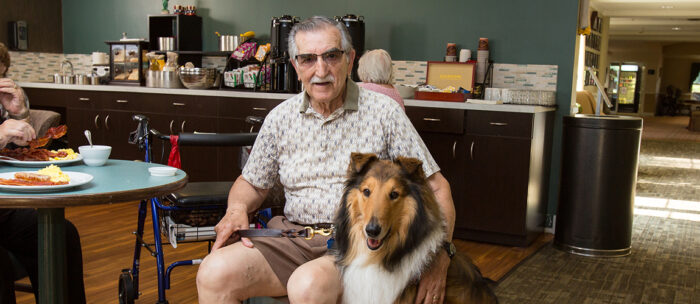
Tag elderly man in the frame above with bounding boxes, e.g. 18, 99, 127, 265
197, 16, 455, 304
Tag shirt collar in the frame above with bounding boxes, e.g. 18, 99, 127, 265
299, 78, 359, 113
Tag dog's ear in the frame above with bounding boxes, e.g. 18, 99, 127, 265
396, 157, 425, 179
349, 152, 379, 174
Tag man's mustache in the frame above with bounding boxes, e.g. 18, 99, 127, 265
310, 75, 335, 84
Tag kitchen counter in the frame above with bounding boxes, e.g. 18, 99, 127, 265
19, 82, 556, 114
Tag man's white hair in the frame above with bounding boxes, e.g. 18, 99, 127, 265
357, 49, 393, 85
288, 16, 354, 63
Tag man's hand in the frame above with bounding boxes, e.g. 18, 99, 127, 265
414, 250, 450, 304
211, 203, 252, 251
0, 119, 35, 148
0, 79, 28, 117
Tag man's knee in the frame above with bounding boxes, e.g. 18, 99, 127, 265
197, 250, 237, 291
287, 257, 340, 304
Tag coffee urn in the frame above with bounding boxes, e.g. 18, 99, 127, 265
335, 14, 365, 82
270, 15, 301, 93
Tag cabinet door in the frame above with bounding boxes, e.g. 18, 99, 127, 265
66, 108, 101, 149
418, 132, 465, 216
462, 134, 531, 236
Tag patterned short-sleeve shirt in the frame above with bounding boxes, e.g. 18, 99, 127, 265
242, 80, 439, 224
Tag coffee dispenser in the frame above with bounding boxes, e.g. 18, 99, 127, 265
270, 15, 301, 93
335, 14, 365, 82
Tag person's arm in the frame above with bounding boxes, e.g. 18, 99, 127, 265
0, 79, 30, 121
414, 172, 454, 304
0, 119, 35, 149
211, 175, 270, 251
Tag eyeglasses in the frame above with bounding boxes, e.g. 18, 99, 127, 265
294, 49, 345, 68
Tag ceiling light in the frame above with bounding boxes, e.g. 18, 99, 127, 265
672, 27, 681, 30
661, 5, 674, 9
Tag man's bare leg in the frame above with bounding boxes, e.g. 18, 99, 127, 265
197, 242, 286, 304
287, 255, 341, 304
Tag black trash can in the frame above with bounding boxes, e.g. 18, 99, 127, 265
554, 114, 642, 257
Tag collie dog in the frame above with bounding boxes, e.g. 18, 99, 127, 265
333, 153, 498, 304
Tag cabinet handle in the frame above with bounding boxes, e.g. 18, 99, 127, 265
452, 141, 457, 159
172, 102, 186, 106
94, 115, 100, 129
116, 99, 128, 103
79, 97, 90, 101
423, 118, 441, 122
470, 141, 475, 160
252, 107, 267, 111
489, 122, 508, 126
104, 115, 110, 130
181, 120, 187, 133
169, 120, 174, 134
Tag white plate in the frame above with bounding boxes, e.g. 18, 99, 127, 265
149, 166, 177, 176
0, 154, 84, 167
0, 171, 93, 192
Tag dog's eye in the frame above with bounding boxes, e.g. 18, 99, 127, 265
362, 188, 371, 197
389, 191, 399, 200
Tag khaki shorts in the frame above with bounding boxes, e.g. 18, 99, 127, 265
250, 216, 333, 287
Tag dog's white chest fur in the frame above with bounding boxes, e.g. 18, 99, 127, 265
341, 230, 443, 304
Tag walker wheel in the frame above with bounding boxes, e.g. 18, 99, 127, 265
118, 271, 136, 304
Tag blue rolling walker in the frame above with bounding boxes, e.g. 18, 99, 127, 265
118, 114, 270, 304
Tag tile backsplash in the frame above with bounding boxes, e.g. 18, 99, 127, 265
392, 60, 427, 86
7, 51, 92, 82
7, 52, 556, 93
492, 63, 558, 91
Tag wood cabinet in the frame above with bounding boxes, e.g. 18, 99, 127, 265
23, 87, 284, 183
406, 106, 553, 247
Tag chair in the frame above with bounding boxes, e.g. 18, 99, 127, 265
28, 109, 61, 137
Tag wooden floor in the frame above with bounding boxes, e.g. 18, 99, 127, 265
17, 201, 551, 304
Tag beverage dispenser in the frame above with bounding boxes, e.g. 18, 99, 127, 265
335, 14, 365, 82
270, 15, 301, 93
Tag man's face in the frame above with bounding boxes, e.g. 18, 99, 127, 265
292, 26, 355, 104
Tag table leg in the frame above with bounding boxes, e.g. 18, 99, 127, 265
37, 208, 66, 304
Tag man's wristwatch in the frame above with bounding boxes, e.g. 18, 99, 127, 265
442, 241, 456, 259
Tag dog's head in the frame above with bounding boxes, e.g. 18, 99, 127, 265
334, 153, 443, 269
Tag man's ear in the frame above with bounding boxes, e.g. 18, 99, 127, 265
396, 157, 425, 179
348, 152, 378, 174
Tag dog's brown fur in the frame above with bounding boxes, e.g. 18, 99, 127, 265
334, 153, 498, 304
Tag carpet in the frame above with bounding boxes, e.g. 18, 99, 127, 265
494, 140, 700, 303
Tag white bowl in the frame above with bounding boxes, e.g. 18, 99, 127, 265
78, 145, 112, 166
148, 166, 177, 177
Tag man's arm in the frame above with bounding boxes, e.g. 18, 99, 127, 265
415, 171, 454, 304
211, 175, 270, 251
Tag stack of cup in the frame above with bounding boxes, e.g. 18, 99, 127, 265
476, 38, 489, 83
459, 49, 471, 62
445, 43, 457, 62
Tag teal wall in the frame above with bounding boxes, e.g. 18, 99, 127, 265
63, 0, 579, 219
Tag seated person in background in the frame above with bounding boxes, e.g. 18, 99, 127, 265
357, 49, 405, 109
0, 42, 86, 304
196, 16, 454, 304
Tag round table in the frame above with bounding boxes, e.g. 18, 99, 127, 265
0, 159, 187, 304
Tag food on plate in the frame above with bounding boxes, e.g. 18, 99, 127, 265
0, 147, 79, 161
49, 148, 79, 161
37, 165, 71, 183
29, 125, 68, 149
0, 165, 69, 186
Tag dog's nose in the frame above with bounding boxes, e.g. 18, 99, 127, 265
365, 218, 382, 238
